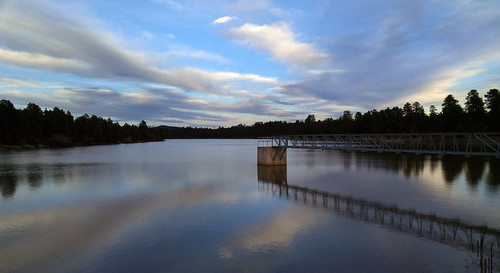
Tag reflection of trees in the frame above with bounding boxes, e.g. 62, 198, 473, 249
428, 155, 440, 174
402, 154, 425, 178
0, 165, 18, 198
353, 153, 404, 175
27, 164, 43, 189
338, 150, 353, 170
0, 164, 71, 198
464, 157, 487, 186
345, 152, 427, 178
441, 156, 464, 184
52, 164, 68, 183
348, 153, 428, 178
487, 159, 500, 191
334, 151, 498, 187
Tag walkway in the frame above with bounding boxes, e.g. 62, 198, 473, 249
258, 133, 500, 157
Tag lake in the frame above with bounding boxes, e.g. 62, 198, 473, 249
1, 139, 499, 272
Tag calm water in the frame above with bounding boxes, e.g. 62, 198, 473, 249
1, 139, 499, 272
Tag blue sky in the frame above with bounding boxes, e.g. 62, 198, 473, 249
0, 0, 499, 127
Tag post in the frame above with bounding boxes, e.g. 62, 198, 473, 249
257, 147, 287, 165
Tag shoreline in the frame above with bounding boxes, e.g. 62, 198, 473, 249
0, 139, 166, 151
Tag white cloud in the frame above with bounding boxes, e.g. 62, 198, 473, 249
227, 22, 330, 69
155, 68, 276, 94
211, 71, 276, 83
0, 48, 91, 74
278, 1, 500, 111
160, 49, 228, 63
0, 1, 275, 96
213, 16, 238, 24
0, 76, 64, 89
3, 0, 499, 125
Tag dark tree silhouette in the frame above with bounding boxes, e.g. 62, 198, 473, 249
0, 100, 16, 144
428, 105, 441, 132
22, 103, 44, 144
464, 89, 486, 130
441, 94, 464, 131
159, 89, 496, 138
485, 88, 500, 130
305, 114, 316, 123
2, 89, 499, 144
0, 101, 164, 147
485, 88, 500, 113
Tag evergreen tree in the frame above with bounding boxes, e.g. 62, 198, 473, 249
429, 105, 437, 116
428, 105, 441, 132
0, 100, 163, 147
464, 89, 486, 130
485, 88, 500, 130
22, 103, 44, 144
0, 99, 18, 144
441, 94, 464, 131
485, 88, 500, 113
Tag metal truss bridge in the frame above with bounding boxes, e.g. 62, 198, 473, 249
258, 133, 500, 157
258, 180, 500, 271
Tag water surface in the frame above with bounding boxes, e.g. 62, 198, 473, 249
1, 140, 499, 272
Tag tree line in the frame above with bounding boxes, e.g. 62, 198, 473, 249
0, 100, 164, 147
1, 89, 499, 146
163, 89, 500, 138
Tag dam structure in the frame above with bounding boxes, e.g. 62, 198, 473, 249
257, 133, 500, 165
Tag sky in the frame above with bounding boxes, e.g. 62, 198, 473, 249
0, 0, 499, 127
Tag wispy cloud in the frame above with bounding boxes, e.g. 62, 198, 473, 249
1, 0, 499, 126
0, 1, 274, 96
227, 22, 330, 69
213, 16, 238, 24
0, 76, 64, 89
279, 1, 500, 110
2, 83, 296, 127
158, 48, 228, 63
0, 49, 90, 75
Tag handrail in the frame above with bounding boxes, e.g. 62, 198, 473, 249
258, 133, 500, 157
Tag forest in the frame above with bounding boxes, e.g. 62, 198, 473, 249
0, 99, 164, 147
1, 88, 499, 147
163, 89, 500, 138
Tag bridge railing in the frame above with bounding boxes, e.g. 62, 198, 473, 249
258, 133, 500, 157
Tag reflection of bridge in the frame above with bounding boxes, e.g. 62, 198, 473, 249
258, 134, 500, 164
257, 178, 499, 271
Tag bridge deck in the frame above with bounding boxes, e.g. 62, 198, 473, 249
258, 133, 500, 157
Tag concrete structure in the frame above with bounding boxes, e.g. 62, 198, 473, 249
257, 165, 287, 184
257, 147, 287, 165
